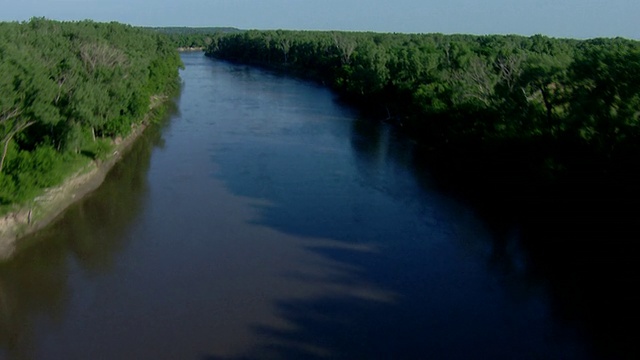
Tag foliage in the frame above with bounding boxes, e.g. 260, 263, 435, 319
0, 18, 182, 207
205, 30, 640, 181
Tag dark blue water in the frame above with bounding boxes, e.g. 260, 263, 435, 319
0, 52, 607, 359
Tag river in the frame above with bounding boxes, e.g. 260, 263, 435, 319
0, 52, 633, 359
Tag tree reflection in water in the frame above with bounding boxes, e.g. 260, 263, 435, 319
0, 110, 173, 360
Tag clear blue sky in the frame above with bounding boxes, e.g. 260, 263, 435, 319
0, 0, 638, 39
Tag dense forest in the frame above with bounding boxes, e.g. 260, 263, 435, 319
4, 23, 640, 213
205, 30, 640, 197
0, 18, 182, 210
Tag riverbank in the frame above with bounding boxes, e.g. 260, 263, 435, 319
0, 96, 169, 260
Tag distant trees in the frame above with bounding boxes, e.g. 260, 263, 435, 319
150, 27, 241, 49
0, 19, 182, 207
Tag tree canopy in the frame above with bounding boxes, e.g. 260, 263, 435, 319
205, 30, 640, 185
0, 18, 182, 207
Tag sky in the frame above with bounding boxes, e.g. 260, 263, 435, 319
0, 0, 638, 40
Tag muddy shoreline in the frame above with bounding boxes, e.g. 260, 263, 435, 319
0, 115, 155, 260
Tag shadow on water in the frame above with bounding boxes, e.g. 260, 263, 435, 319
415, 140, 640, 359
202, 111, 617, 359
511, 194, 639, 360
0, 103, 177, 360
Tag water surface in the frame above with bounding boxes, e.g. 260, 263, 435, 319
0, 52, 606, 359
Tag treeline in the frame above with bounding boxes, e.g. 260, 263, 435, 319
0, 18, 183, 208
151, 27, 242, 49
206, 30, 640, 189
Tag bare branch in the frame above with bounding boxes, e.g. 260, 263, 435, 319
0, 108, 22, 124
496, 54, 525, 92
333, 33, 356, 65
80, 42, 128, 74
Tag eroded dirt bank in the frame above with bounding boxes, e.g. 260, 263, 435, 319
0, 122, 150, 259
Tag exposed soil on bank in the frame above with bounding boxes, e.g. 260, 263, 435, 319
0, 97, 167, 260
